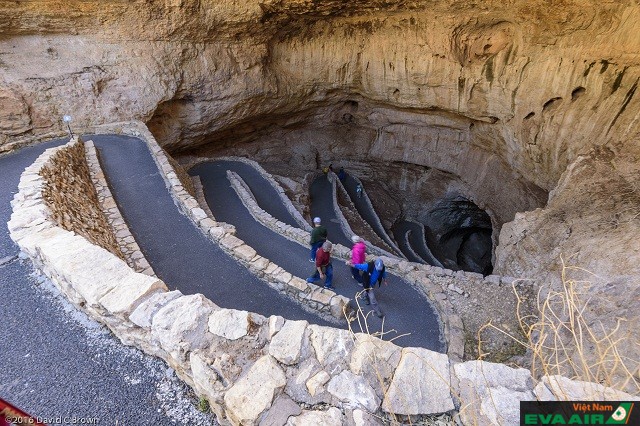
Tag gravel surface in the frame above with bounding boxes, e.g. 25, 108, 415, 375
0, 139, 217, 425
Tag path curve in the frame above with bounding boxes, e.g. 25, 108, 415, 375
192, 160, 444, 351
341, 174, 403, 256
91, 136, 332, 327
0, 139, 214, 425
393, 219, 443, 266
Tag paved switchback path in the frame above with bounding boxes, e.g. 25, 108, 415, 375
341, 174, 401, 255
0, 139, 214, 425
91, 136, 332, 327
309, 175, 352, 247
192, 161, 444, 351
393, 220, 430, 264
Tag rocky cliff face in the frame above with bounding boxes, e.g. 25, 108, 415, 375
2, 0, 639, 382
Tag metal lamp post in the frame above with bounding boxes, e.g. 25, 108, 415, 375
62, 115, 73, 139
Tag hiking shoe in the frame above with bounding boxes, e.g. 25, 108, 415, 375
309, 258, 315, 262
324, 285, 335, 290
306, 277, 318, 283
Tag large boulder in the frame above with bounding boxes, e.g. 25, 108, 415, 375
269, 320, 308, 365
224, 355, 287, 425
454, 360, 535, 426
382, 347, 454, 415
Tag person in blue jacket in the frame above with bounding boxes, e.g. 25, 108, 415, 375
346, 257, 387, 318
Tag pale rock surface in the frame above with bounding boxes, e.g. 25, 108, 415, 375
151, 294, 217, 362
285, 407, 343, 426
284, 357, 328, 405
208, 309, 251, 341
454, 360, 535, 426
268, 315, 285, 338
534, 375, 640, 402
382, 347, 454, 415
308, 325, 354, 375
190, 352, 225, 403
326, 370, 380, 413
224, 355, 287, 426
259, 395, 302, 426
349, 333, 402, 398
130, 290, 182, 328
233, 244, 257, 262
99, 276, 167, 317
268, 320, 307, 365
350, 409, 384, 426
306, 370, 330, 397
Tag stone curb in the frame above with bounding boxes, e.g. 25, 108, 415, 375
333, 173, 401, 259
226, 170, 350, 319
405, 218, 444, 267
216, 155, 312, 232
84, 140, 156, 277
347, 174, 404, 255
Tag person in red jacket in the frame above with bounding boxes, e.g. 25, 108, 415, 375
306, 241, 334, 289
350, 235, 366, 284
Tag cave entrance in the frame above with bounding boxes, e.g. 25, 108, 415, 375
421, 196, 493, 275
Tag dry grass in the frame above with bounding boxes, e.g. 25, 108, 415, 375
343, 292, 455, 425
479, 257, 639, 397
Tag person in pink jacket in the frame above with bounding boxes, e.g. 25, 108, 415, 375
350, 235, 366, 284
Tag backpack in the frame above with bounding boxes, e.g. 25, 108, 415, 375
362, 261, 385, 288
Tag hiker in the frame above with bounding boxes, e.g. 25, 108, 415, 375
356, 183, 363, 198
347, 257, 387, 318
307, 241, 334, 289
338, 167, 346, 182
350, 235, 366, 284
309, 217, 327, 262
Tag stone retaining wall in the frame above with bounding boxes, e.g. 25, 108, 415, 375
216, 156, 312, 232
39, 138, 123, 259
9, 122, 636, 426
334, 173, 399, 257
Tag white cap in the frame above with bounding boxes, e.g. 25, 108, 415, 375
313, 217, 321, 224
351, 235, 361, 243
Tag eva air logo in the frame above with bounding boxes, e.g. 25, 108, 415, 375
606, 403, 634, 424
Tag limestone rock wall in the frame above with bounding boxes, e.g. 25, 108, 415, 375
2, 1, 640, 392
39, 137, 123, 259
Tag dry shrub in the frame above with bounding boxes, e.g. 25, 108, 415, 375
480, 258, 639, 397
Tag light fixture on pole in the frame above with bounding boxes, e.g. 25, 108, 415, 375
62, 115, 73, 139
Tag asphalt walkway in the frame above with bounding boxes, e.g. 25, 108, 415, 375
91, 136, 332, 327
309, 174, 352, 247
0, 139, 214, 425
192, 161, 444, 351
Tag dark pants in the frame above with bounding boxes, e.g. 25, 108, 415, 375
351, 266, 363, 283
310, 241, 325, 261
307, 263, 333, 287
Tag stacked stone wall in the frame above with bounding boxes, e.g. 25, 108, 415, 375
39, 138, 123, 259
